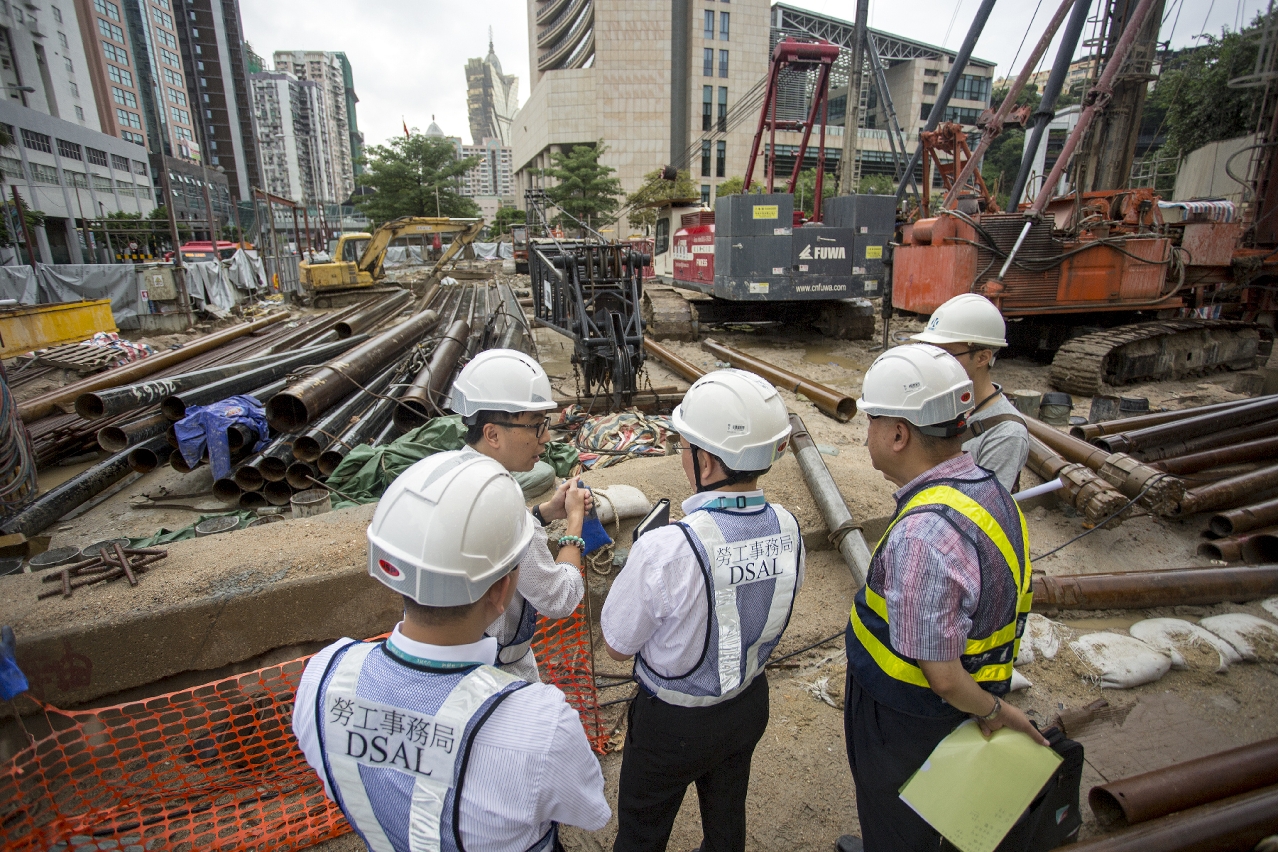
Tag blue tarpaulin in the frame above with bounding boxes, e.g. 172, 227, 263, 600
174, 395, 269, 480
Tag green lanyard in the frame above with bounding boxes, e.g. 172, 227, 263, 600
383, 640, 483, 670
701, 494, 767, 511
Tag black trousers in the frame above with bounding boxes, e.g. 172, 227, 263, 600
844, 670, 964, 852
614, 672, 770, 852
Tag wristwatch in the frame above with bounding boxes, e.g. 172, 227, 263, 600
531, 504, 547, 526
979, 696, 1002, 722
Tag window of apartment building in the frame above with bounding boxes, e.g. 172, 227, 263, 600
98, 19, 124, 42
703, 48, 713, 76
922, 82, 937, 96
151, 7, 173, 28
92, 175, 112, 192
111, 86, 137, 107
718, 50, 728, 78
702, 85, 712, 131
133, 159, 147, 175
69, 81, 79, 98
116, 108, 141, 128
1, 157, 25, 180
716, 140, 726, 177
102, 42, 127, 65
163, 67, 182, 87
30, 163, 58, 183
21, 128, 51, 152
111, 153, 129, 170
701, 140, 711, 177
74, 105, 84, 120
58, 31, 67, 48
704, 9, 713, 39
108, 65, 133, 86
52, 5, 61, 22
920, 103, 932, 121
117, 182, 134, 196
718, 86, 727, 131
65, 170, 87, 188
166, 87, 186, 105
56, 138, 82, 159
94, 0, 119, 21
924, 68, 939, 77
196, 61, 203, 71
943, 105, 981, 124
160, 48, 179, 67
86, 147, 108, 166
174, 125, 192, 141
953, 73, 990, 103
64, 56, 73, 71
170, 106, 188, 124
122, 130, 144, 145
720, 11, 729, 40
153, 0, 170, 9
701, 184, 711, 205
156, 29, 177, 49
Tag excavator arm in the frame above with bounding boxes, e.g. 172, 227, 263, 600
414, 219, 486, 309
356, 216, 484, 280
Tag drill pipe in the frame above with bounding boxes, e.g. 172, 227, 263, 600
1096, 396, 1278, 455
159, 336, 364, 421
702, 339, 857, 422
285, 461, 319, 490
1070, 396, 1268, 441
127, 441, 168, 474
233, 432, 301, 493
267, 309, 441, 432
239, 490, 268, 510
1197, 527, 1278, 563
0, 435, 170, 537
98, 411, 169, 453
1176, 462, 1278, 515
170, 449, 199, 474
1031, 565, 1278, 611
1153, 434, 1278, 475
1211, 496, 1278, 537
212, 475, 241, 503
1066, 785, 1278, 852
788, 413, 871, 585
644, 337, 707, 384
1026, 438, 1131, 526
19, 312, 290, 423
263, 479, 294, 506
393, 319, 470, 432
334, 290, 414, 338
318, 389, 403, 476
290, 368, 395, 463
262, 301, 363, 354
1134, 417, 1278, 463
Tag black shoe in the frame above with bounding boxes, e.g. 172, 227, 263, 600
836, 836, 864, 852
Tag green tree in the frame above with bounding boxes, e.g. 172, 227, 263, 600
355, 134, 482, 224
857, 174, 896, 195
990, 82, 1042, 114
980, 128, 1027, 210
539, 142, 623, 233
716, 176, 746, 197
491, 206, 526, 236
626, 167, 698, 230
793, 168, 837, 216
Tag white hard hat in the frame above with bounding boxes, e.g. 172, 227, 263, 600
446, 349, 556, 420
857, 344, 975, 435
671, 369, 791, 473
911, 293, 1008, 348
367, 452, 533, 606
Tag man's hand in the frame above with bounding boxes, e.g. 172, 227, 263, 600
563, 480, 589, 533
539, 479, 593, 522
918, 658, 1049, 747
980, 701, 1049, 746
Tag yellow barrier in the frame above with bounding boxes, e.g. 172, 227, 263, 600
0, 299, 117, 357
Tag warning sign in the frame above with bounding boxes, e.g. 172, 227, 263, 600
752, 205, 779, 220
866, 245, 884, 259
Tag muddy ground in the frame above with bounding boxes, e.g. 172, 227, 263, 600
8, 300, 1278, 852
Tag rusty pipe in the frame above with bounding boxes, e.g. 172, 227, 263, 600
262, 300, 365, 354
1136, 417, 1278, 463
644, 337, 707, 384
126, 441, 167, 474
393, 319, 470, 432
334, 290, 413, 338
1026, 438, 1131, 526
19, 312, 289, 423
1197, 526, 1278, 563
1096, 397, 1278, 455
266, 309, 441, 433
1177, 462, 1278, 515
1071, 397, 1269, 441
1211, 497, 1278, 537
1032, 565, 1278, 611
263, 479, 294, 506
212, 476, 241, 503
291, 363, 398, 462
1153, 435, 1278, 475
98, 411, 169, 453
234, 432, 300, 491
285, 461, 319, 490
789, 413, 871, 585
1069, 785, 1278, 852
701, 338, 856, 421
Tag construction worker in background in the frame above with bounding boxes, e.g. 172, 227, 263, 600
911, 293, 1028, 491
602, 370, 804, 852
292, 453, 610, 851
445, 349, 587, 681
837, 344, 1045, 852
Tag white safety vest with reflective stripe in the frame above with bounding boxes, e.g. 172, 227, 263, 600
319, 642, 551, 852
636, 506, 801, 707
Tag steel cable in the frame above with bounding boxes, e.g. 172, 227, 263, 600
0, 363, 39, 520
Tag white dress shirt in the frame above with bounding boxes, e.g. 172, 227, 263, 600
601, 490, 806, 677
293, 625, 611, 850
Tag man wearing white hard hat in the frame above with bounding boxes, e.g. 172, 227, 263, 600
444, 349, 588, 682
911, 293, 1028, 491
837, 344, 1044, 852
602, 369, 805, 852
292, 453, 609, 851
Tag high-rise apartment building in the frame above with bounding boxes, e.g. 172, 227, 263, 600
110, 0, 199, 160
0, 0, 97, 129
465, 34, 518, 146
249, 69, 340, 205
459, 136, 513, 198
272, 50, 358, 201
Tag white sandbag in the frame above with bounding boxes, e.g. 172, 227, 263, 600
1199, 613, 1278, 663
1128, 618, 1241, 672
593, 485, 652, 524
1069, 632, 1172, 689
1261, 597, 1278, 621
1009, 669, 1033, 692
1016, 613, 1069, 665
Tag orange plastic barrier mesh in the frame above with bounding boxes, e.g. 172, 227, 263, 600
1, 607, 605, 851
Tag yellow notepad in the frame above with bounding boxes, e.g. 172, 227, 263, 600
898, 719, 1063, 852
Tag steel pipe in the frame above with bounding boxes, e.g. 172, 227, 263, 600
97, 411, 169, 453
317, 390, 402, 476
1177, 462, 1278, 515
1211, 497, 1278, 537
290, 374, 392, 463
1068, 785, 1278, 852
285, 461, 319, 490
1032, 565, 1278, 611
644, 337, 707, 384
334, 290, 413, 338
126, 441, 167, 474
702, 339, 856, 421
267, 309, 440, 432
238, 490, 268, 510
1097, 397, 1278, 455
1197, 527, 1278, 563
1153, 435, 1278, 475
19, 312, 289, 423
393, 319, 470, 432
1071, 396, 1269, 441
0, 435, 169, 536
263, 480, 294, 506
170, 450, 199, 474
212, 476, 241, 503
234, 433, 299, 492
1136, 417, 1278, 463
262, 301, 364, 354
788, 413, 871, 585
1026, 438, 1132, 526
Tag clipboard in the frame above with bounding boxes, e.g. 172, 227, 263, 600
632, 498, 670, 542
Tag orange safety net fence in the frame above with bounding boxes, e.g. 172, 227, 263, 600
0, 605, 605, 851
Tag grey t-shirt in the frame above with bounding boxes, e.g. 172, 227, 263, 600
962, 385, 1029, 492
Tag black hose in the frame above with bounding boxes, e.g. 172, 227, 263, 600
0, 361, 38, 521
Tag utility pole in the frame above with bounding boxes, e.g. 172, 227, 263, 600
11, 187, 35, 267
837, 0, 870, 195
158, 165, 192, 321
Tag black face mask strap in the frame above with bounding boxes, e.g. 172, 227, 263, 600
691, 444, 764, 493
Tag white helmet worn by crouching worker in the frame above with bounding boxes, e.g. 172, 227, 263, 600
857, 344, 976, 438
367, 453, 534, 606
671, 368, 792, 491
446, 349, 557, 423
910, 293, 1008, 349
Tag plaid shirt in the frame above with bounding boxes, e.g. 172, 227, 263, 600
871, 454, 998, 662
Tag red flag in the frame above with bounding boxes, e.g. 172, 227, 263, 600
403, 117, 410, 138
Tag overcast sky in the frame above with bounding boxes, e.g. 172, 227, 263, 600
241, 0, 1269, 153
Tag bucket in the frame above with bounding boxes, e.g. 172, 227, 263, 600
80, 538, 130, 559
28, 546, 81, 572
0, 557, 23, 577
1039, 392, 1074, 427
1008, 389, 1042, 419
1087, 395, 1121, 424
1119, 396, 1150, 415
291, 488, 332, 519
195, 516, 240, 537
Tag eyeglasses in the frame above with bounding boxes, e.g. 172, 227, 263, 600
946, 348, 979, 359
494, 415, 552, 439
671, 443, 693, 453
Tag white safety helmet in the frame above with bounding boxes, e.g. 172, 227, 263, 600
910, 293, 1008, 348
446, 349, 556, 422
671, 369, 791, 475
857, 344, 975, 436
367, 452, 533, 606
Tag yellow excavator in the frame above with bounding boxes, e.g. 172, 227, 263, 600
299, 216, 484, 304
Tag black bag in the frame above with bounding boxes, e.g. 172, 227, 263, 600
995, 725, 1085, 850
